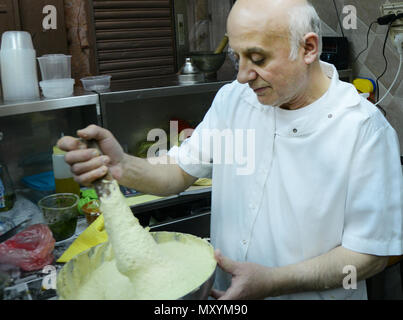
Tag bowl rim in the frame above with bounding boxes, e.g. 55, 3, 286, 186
57, 231, 217, 300
81, 75, 112, 82
38, 193, 79, 210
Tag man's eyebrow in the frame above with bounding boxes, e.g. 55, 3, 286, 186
245, 47, 267, 55
228, 46, 269, 56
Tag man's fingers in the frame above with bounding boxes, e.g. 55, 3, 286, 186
73, 166, 109, 186
64, 148, 101, 165
57, 136, 87, 152
71, 155, 110, 175
214, 249, 238, 275
77, 124, 111, 142
210, 289, 225, 300
211, 287, 240, 300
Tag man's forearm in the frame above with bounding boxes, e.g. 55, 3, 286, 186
268, 246, 388, 297
117, 154, 196, 196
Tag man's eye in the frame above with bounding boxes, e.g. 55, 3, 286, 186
252, 58, 265, 65
250, 54, 265, 65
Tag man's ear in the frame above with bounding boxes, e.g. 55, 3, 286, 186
302, 32, 320, 64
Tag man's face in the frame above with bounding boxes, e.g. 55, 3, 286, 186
228, 18, 308, 108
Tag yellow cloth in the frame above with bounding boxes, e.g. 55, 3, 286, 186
57, 214, 108, 263
193, 178, 212, 186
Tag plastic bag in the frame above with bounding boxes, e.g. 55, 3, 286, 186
0, 224, 55, 271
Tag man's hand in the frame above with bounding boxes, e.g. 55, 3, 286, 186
211, 250, 273, 300
57, 124, 126, 186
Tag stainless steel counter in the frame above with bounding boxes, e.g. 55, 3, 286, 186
101, 79, 231, 102
0, 79, 232, 118
0, 87, 100, 118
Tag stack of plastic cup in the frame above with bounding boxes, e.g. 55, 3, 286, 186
37, 54, 74, 98
0, 31, 40, 101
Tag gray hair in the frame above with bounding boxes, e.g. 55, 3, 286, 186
288, 2, 322, 60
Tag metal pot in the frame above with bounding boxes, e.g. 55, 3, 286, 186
189, 52, 227, 74
56, 231, 216, 300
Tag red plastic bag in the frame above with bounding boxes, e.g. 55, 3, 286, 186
0, 224, 55, 271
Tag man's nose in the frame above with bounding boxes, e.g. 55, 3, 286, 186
237, 59, 258, 84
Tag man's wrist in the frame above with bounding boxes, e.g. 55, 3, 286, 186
115, 153, 134, 184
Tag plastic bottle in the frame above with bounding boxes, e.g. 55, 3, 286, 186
0, 163, 16, 212
52, 145, 80, 195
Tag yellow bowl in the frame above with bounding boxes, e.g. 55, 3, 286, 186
56, 231, 216, 300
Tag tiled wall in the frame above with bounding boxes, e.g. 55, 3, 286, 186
311, 0, 403, 152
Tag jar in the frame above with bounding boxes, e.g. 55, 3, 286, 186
52, 145, 80, 195
0, 163, 15, 212
81, 200, 101, 225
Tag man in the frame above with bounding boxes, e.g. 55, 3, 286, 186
58, 0, 403, 299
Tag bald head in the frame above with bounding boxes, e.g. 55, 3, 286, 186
229, 0, 308, 31
227, 0, 321, 61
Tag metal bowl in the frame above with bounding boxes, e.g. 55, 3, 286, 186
189, 52, 226, 73
56, 231, 216, 300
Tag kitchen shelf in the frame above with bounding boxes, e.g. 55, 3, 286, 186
0, 79, 231, 119
0, 88, 99, 117
100, 80, 232, 103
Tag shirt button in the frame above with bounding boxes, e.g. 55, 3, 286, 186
293, 128, 298, 133
328, 114, 333, 119
242, 240, 248, 245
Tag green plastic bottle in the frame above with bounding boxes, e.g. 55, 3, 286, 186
0, 163, 15, 212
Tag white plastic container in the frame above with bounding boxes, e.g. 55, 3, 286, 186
37, 54, 71, 80
39, 78, 75, 98
0, 31, 40, 101
81, 75, 111, 91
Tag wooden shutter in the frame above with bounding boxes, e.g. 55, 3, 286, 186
0, 0, 20, 34
87, 0, 177, 84
0, 0, 68, 57
18, 0, 69, 57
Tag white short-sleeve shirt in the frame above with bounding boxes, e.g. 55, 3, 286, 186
168, 62, 403, 300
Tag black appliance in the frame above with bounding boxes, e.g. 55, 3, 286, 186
320, 37, 349, 70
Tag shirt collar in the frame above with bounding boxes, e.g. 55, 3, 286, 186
239, 61, 361, 136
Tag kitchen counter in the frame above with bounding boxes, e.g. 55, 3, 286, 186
0, 77, 233, 118
101, 79, 231, 102
0, 87, 100, 117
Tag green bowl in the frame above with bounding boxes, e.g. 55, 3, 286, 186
189, 52, 226, 73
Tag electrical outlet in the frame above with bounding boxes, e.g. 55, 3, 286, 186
381, 3, 403, 41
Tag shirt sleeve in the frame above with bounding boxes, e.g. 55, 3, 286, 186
342, 121, 403, 256
167, 86, 225, 179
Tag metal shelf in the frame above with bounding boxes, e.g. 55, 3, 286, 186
0, 88, 99, 117
100, 80, 232, 103
0, 80, 231, 118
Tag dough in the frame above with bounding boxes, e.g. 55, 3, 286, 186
72, 180, 216, 300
